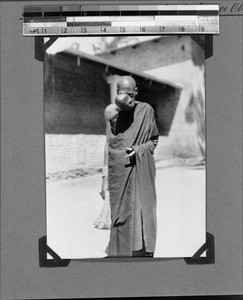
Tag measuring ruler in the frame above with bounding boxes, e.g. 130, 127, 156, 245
23, 4, 219, 36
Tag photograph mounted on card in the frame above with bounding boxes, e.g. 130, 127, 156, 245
44, 35, 206, 259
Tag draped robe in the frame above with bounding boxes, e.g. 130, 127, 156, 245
107, 101, 159, 257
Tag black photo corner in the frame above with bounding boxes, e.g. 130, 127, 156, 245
38, 232, 215, 267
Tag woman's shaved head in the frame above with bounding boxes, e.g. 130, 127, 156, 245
117, 76, 137, 91
115, 76, 137, 111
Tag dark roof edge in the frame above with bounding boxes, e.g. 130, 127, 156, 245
58, 48, 182, 90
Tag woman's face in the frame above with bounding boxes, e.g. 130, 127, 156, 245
115, 93, 135, 111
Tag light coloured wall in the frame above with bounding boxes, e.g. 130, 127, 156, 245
45, 134, 106, 176
146, 58, 205, 161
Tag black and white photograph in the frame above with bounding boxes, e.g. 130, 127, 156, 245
2, 0, 243, 298
44, 35, 206, 259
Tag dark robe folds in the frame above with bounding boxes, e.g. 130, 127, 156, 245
107, 101, 159, 257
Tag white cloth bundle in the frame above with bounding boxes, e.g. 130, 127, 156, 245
94, 191, 111, 230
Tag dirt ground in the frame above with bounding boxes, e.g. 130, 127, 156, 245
46, 163, 205, 259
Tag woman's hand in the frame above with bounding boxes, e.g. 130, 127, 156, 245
125, 147, 136, 159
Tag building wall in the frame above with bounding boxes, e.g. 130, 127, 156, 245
45, 53, 110, 135
45, 134, 106, 177
45, 53, 110, 176
99, 36, 192, 72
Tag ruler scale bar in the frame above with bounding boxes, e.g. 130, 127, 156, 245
24, 26, 218, 35
24, 16, 218, 23
23, 4, 219, 36
23, 10, 219, 17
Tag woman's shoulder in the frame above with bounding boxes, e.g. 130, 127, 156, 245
104, 104, 119, 121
